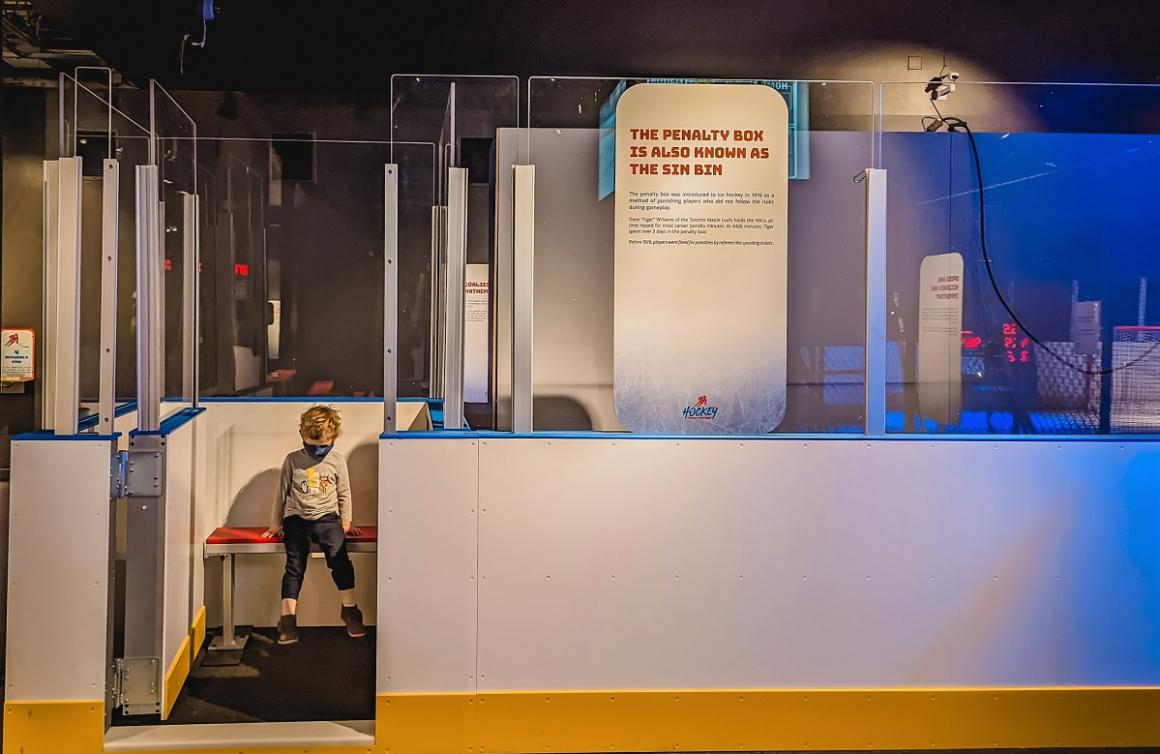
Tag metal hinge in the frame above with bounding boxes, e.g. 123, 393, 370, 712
114, 656, 161, 715
111, 449, 128, 499
108, 657, 121, 709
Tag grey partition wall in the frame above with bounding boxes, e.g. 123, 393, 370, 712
391, 75, 519, 430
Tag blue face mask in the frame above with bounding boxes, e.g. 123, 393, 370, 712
303, 442, 333, 459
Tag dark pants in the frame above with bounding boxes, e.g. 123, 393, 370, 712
281, 513, 355, 600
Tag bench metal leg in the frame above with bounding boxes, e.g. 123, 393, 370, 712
204, 553, 250, 665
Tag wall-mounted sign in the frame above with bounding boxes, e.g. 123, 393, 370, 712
917, 253, 964, 425
1071, 300, 1101, 357
464, 264, 490, 404
1, 328, 36, 383
613, 83, 789, 434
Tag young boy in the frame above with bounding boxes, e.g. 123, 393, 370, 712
263, 405, 366, 644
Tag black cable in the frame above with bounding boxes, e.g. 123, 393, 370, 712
949, 118, 1160, 376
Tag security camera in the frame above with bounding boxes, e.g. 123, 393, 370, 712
925, 71, 960, 102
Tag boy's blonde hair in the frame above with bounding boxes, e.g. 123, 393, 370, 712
300, 405, 342, 442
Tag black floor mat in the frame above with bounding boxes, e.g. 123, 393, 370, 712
113, 627, 376, 726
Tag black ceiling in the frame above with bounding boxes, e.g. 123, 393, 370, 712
29, 0, 1160, 91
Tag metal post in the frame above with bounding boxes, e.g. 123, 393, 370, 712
41, 161, 60, 430
136, 165, 161, 431
98, 159, 120, 434
205, 552, 249, 664
221, 555, 236, 648
863, 168, 888, 436
182, 193, 197, 402
193, 193, 201, 405
154, 198, 165, 409
384, 164, 400, 433
122, 429, 166, 714
443, 167, 468, 430
429, 206, 440, 396
512, 165, 536, 433
53, 157, 82, 435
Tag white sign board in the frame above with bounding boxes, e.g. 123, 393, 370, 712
917, 253, 964, 424
464, 264, 489, 403
614, 83, 789, 434
1071, 300, 1101, 356
1, 328, 36, 383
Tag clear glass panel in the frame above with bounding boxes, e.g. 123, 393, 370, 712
65, 76, 150, 423
150, 82, 198, 400
195, 137, 398, 397
390, 75, 519, 425
527, 77, 875, 433
880, 81, 1160, 434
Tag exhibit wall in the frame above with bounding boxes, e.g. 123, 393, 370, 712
378, 434, 1160, 751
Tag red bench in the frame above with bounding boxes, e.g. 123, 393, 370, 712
205, 525, 379, 554
203, 526, 378, 662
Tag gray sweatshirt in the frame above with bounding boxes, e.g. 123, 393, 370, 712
272, 448, 352, 526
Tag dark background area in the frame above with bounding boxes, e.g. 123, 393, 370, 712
21, 0, 1160, 91
4, 0, 1160, 462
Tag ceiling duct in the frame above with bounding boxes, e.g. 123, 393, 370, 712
2, 0, 118, 87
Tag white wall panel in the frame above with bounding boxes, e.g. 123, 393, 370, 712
162, 420, 196, 693
467, 438, 1160, 690
378, 439, 478, 692
7, 438, 114, 701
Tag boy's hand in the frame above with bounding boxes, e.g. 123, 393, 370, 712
344, 523, 361, 537
261, 526, 283, 539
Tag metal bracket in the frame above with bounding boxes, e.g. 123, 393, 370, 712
114, 656, 161, 715
111, 449, 128, 499
107, 657, 120, 712
124, 443, 166, 498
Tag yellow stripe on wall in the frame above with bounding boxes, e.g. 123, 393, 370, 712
161, 634, 192, 721
3, 700, 105, 754
7, 688, 1159, 753
380, 688, 1160, 754
190, 605, 207, 665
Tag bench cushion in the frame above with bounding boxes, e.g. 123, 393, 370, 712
207, 525, 378, 545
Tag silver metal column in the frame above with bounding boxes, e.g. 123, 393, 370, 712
52, 156, 82, 435
442, 167, 468, 430
98, 159, 120, 434
182, 192, 197, 402
512, 165, 536, 433
430, 205, 447, 398
384, 164, 399, 434
121, 430, 166, 715
136, 165, 162, 431
41, 161, 60, 431
863, 168, 888, 436
154, 198, 165, 412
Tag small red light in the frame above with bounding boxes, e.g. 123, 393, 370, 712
164, 259, 172, 272
234, 263, 249, 277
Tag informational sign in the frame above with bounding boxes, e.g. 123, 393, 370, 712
917, 253, 963, 424
598, 79, 808, 200
1071, 300, 1101, 356
614, 83, 789, 434
464, 264, 489, 404
1, 328, 36, 383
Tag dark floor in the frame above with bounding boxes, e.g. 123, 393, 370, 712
113, 627, 376, 726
